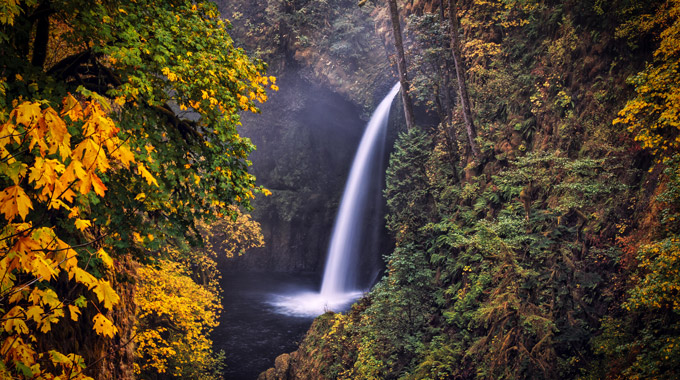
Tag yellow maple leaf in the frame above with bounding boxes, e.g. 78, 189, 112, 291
0, 185, 33, 221
138, 163, 159, 187
96, 248, 114, 268
26, 305, 43, 323
73, 266, 97, 288
29, 157, 64, 191
74, 219, 91, 231
42, 107, 69, 152
14, 234, 41, 255
90, 172, 107, 197
33, 256, 57, 281
114, 144, 135, 169
62, 159, 87, 185
77, 169, 92, 195
73, 138, 109, 172
92, 313, 118, 338
68, 305, 81, 321
93, 279, 120, 310
61, 94, 83, 121
3, 306, 29, 334
0, 121, 21, 147
12, 101, 41, 127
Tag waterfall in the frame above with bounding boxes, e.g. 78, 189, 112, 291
320, 82, 401, 296
270, 83, 400, 317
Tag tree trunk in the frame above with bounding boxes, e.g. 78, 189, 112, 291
437, 0, 454, 121
31, 1, 51, 69
447, 0, 479, 157
387, 0, 415, 131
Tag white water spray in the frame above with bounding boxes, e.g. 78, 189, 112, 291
271, 83, 401, 317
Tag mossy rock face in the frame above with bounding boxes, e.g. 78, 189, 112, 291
257, 367, 276, 380
218, 71, 371, 274
274, 353, 292, 377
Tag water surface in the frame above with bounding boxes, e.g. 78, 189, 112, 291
213, 272, 322, 379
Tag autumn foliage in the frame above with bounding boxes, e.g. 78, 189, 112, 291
0, 97, 129, 378
134, 260, 222, 378
1, 0, 274, 378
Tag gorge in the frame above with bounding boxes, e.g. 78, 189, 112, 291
2, 1, 680, 380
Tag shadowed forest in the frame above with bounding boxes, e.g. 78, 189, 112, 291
1, 0, 680, 379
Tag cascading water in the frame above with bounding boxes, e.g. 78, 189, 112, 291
320, 82, 401, 296
271, 83, 401, 317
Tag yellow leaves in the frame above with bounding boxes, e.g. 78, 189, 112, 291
73, 137, 109, 173
3, 306, 29, 334
627, 239, 680, 312
29, 157, 65, 194
92, 313, 118, 338
133, 232, 145, 243
90, 171, 108, 197
2, 160, 27, 185
205, 206, 264, 258
161, 67, 178, 82
12, 101, 41, 127
74, 219, 91, 231
77, 170, 108, 197
26, 305, 43, 324
96, 248, 114, 268
32, 256, 57, 281
144, 143, 155, 155
68, 305, 81, 322
614, 1, 680, 161
0, 185, 33, 221
110, 143, 135, 169
135, 260, 221, 377
238, 94, 249, 110
138, 163, 159, 187
73, 266, 97, 286
0, 95, 138, 377
61, 94, 83, 121
82, 102, 118, 138
93, 280, 120, 310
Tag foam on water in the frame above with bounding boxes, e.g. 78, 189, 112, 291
268, 291, 364, 317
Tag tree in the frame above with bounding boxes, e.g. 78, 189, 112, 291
0, 0, 275, 377
447, 0, 479, 157
387, 0, 416, 131
613, 0, 680, 162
